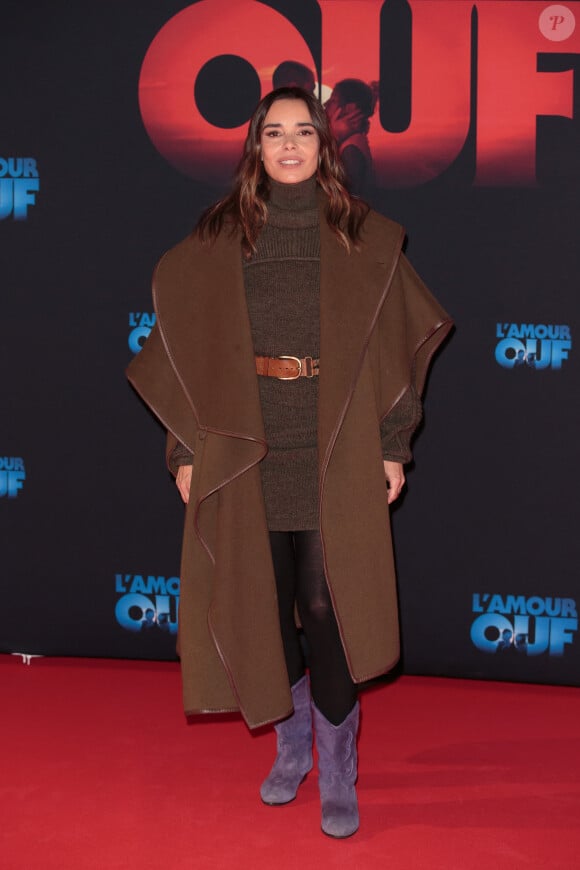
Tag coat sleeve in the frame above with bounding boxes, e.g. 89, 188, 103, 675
126, 323, 200, 474
371, 249, 453, 451
398, 253, 453, 396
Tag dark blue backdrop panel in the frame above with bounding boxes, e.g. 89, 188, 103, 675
1, 0, 578, 684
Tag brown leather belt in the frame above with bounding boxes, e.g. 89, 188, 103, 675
255, 355, 319, 379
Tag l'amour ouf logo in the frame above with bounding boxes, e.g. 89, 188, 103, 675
471, 593, 578, 656
0, 457, 26, 498
129, 312, 156, 354
115, 573, 179, 635
0, 158, 39, 220
495, 323, 572, 369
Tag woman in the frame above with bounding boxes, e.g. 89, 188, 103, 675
127, 87, 452, 838
325, 78, 377, 199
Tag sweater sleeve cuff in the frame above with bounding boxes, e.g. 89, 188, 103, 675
168, 442, 194, 475
380, 386, 422, 465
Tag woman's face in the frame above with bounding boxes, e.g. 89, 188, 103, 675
324, 92, 341, 115
260, 98, 320, 184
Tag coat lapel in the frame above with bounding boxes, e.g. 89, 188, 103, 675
151, 203, 405, 478
152, 228, 266, 444
318, 203, 404, 466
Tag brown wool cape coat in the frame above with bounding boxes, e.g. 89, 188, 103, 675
127, 195, 452, 729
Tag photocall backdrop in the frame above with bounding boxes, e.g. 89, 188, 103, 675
2, 0, 579, 687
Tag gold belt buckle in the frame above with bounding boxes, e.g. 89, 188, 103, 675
277, 355, 302, 380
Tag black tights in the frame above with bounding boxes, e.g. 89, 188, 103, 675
269, 530, 357, 725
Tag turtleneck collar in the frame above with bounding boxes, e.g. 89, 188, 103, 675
267, 174, 318, 211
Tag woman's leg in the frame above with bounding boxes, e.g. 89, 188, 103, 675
268, 531, 305, 685
261, 532, 313, 805
293, 529, 360, 837
293, 530, 357, 725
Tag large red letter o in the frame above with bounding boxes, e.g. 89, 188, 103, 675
139, 0, 316, 185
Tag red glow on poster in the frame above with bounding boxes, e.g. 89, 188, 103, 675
139, 0, 315, 184
138, 0, 580, 188
476, 1, 577, 185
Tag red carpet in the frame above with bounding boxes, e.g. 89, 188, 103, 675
2, 656, 579, 869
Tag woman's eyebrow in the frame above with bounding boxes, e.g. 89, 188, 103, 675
262, 121, 315, 129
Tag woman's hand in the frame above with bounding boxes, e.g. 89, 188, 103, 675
383, 460, 405, 504
176, 465, 193, 504
326, 102, 365, 143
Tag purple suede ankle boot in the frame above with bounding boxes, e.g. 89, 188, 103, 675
260, 675, 313, 805
312, 701, 360, 838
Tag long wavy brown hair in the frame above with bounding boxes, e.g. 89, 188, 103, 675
196, 87, 369, 257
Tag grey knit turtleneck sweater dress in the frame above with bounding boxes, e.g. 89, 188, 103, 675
243, 176, 321, 530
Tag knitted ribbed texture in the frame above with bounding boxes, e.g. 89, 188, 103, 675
381, 385, 422, 464
243, 176, 320, 530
